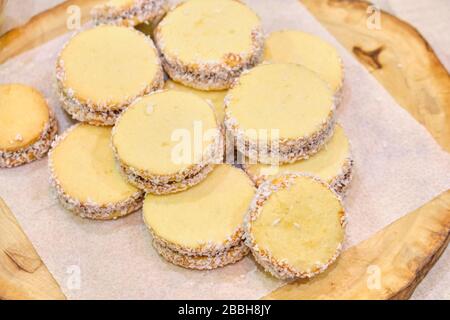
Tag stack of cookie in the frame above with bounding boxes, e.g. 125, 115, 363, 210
56, 24, 164, 126
51, 20, 166, 220
111, 90, 223, 195
143, 165, 255, 269
46, 0, 355, 278
225, 30, 354, 197
225, 62, 337, 164
239, 30, 353, 197
224, 30, 354, 278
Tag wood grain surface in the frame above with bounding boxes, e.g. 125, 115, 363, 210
0, 0, 448, 300
0, 198, 65, 299
0, 0, 104, 64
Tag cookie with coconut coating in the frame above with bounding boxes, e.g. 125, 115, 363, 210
144, 165, 255, 269
245, 173, 346, 279
112, 90, 223, 194
56, 25, 163, 126
154, 0, 264, 90
49, 124, 144, 220
0, 84, 57, 168
225, 63, 336, 164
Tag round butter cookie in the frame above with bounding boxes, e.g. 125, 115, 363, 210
225, 63, 336, 164
153, 240, 249, 270
112, 90, 223, 194
91, 0, 169, 27
56, 25, 164, 126
154, 0, 264, 90
265, 30, 344, 103
0, 84, 57, 168
143, 165, 255, 266
243, 124, 353, 196
245, 173, 346, 279
49, 124, 144, 220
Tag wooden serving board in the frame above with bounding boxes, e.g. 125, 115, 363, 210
0, 0, 448, 300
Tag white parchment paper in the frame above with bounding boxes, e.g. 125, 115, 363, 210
0, 0, 449, 299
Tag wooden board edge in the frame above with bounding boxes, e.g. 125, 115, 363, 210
0, 197, 66, 300
0, 0, 104, 64
390, 227, 449, 300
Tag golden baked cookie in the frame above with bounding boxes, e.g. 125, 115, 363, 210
49, 124, 144, 220
154, 0, 264, 90
92, 0, 169, 27
265, 30, 344, 103
143, 165, 255, 269
245, 173, 346, 280
243, 124, 353, 196
56, 25, 164, 126
112, 90, 223, 194
0, 84, 57, 168
225, 63, 336, 164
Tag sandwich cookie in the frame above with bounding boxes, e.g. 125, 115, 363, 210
152, 240, 249, 270
245, 173, 346, 279
0, 84, 57, 168
265, 30, 344, 104
225, 63, 336, 164
143, 165, 255, 269
48, 124, 144, 220
112, 90, 223, 194
154, 0, 264, 90
56, 25, 164, 126
243, 124, 353, 197
92, 0, 169, 27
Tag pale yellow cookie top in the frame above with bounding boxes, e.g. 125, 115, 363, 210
245, 125, 350, 184
112, 90, 219, 175
157, 0, 261, 63
50, 124, 140, 205
226, 63, 334, 140
59, 25, 161, 109
165, 80, 227, 123
0, 84, 50, 152
264, 30, 343, 93
251, 175, 344, 272
143, 165, 255, 249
